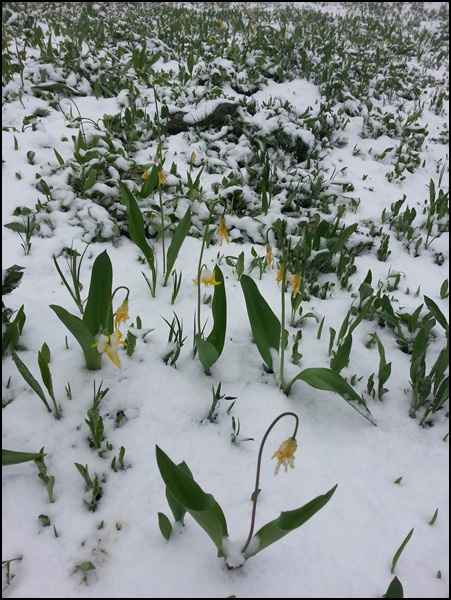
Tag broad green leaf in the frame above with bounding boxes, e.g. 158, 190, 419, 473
289, 367, 376, 425
50, 305, 102, 370
384, 576, 404, 598
155, 446, 228, 554
195, 335, 219, 375
140, 164, 159, 198
158, 512, 173, 541
2, 264, 25, 295
164, 208, 191, 286
2, 304, 26, 356
37, 349, 55, 400
327, 223, 358, 255
244, 485, 337, 559
206, 266, 227, 357
83, 251, 113, 337
10, 348, 51, 412
165, 461, 193, 524
119, 181, 155, 268
240, 274, 281, 370
424, 295, 448, 333
2, 449, 46, 466
330, 333, 352, 373
4, 222, 27, 234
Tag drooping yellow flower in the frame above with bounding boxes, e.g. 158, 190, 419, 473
114, 297, 129, 330
272, 437, 297, 475
142, 171, 149, 181
220, 22, 226, 29
192, 268, 221, 287
277, 268, 301, 296
158, 170, 167, 185
191, 151, 197, 165
290, 273, 301, 296
218, 217, 230, 246
92, 330, 126, 368
265, 243, 274, 268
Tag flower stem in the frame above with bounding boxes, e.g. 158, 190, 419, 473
241, 411, 299, 555
196, 218, 210, 338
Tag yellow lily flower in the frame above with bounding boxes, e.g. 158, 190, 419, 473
92, 330, 126, 368
114, 297, 129, 330
272, 437, 297, 475
192, 268, 221, 287
142, 171, 149, 181
265, 243, 274, 268
290, 273, 301, 296
158, 170, 167, 185
218, 217, 230, 246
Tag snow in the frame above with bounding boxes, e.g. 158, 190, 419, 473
2, 2, 449, 599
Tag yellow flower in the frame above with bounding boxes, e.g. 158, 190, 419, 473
272, 437, 297, 475
290, 273, 301, 296
114, 297, 129, 330
192, 268, 221, 287
142, 171, 149, 181
158, 170, 167, 185
92, 330, 126, 368
265, 243, 274, 268
220, 22, 226, 29
218, 217, 230, 246
277, 268, 301, 296
191, 151, 197, 165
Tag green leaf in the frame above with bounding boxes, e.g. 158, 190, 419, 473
391, 528, 414, 574
428, 508, 439, 525
53, 148, 65, 166
289, 367, 376, 425
50, 305, 102, 370
2, 449, 46, 466
155, 446, 228, 554
384, 576, 404, 598
195, 335, 219, 375
240, 274, 281, 370
2, 304, 26, 356
82, 251, 113, 337
38, 349, 54, 398
2, 264, 25, 295
119, 181, 155, 268
164, 209, 191, 286
330, 333, 352, 373
244, 485, 337, 559
165, 461, 193, 524
424, 295, 448, 333
31, 82, 86, 96
4, 222, 27, 234
10, 348, 52, 412
158, 512, 173, 541
206, 266, 227, 357
140, 164, 159, 198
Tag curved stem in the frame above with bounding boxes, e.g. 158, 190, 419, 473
241, 411, 299, 555
111, 286, 130, 303
196, 219, 210, 337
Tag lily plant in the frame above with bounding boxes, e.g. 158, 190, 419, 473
50, 250, 129, 370
240, 225, 376, 425
192, 212, 228, 375
156, 411, 337, 568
